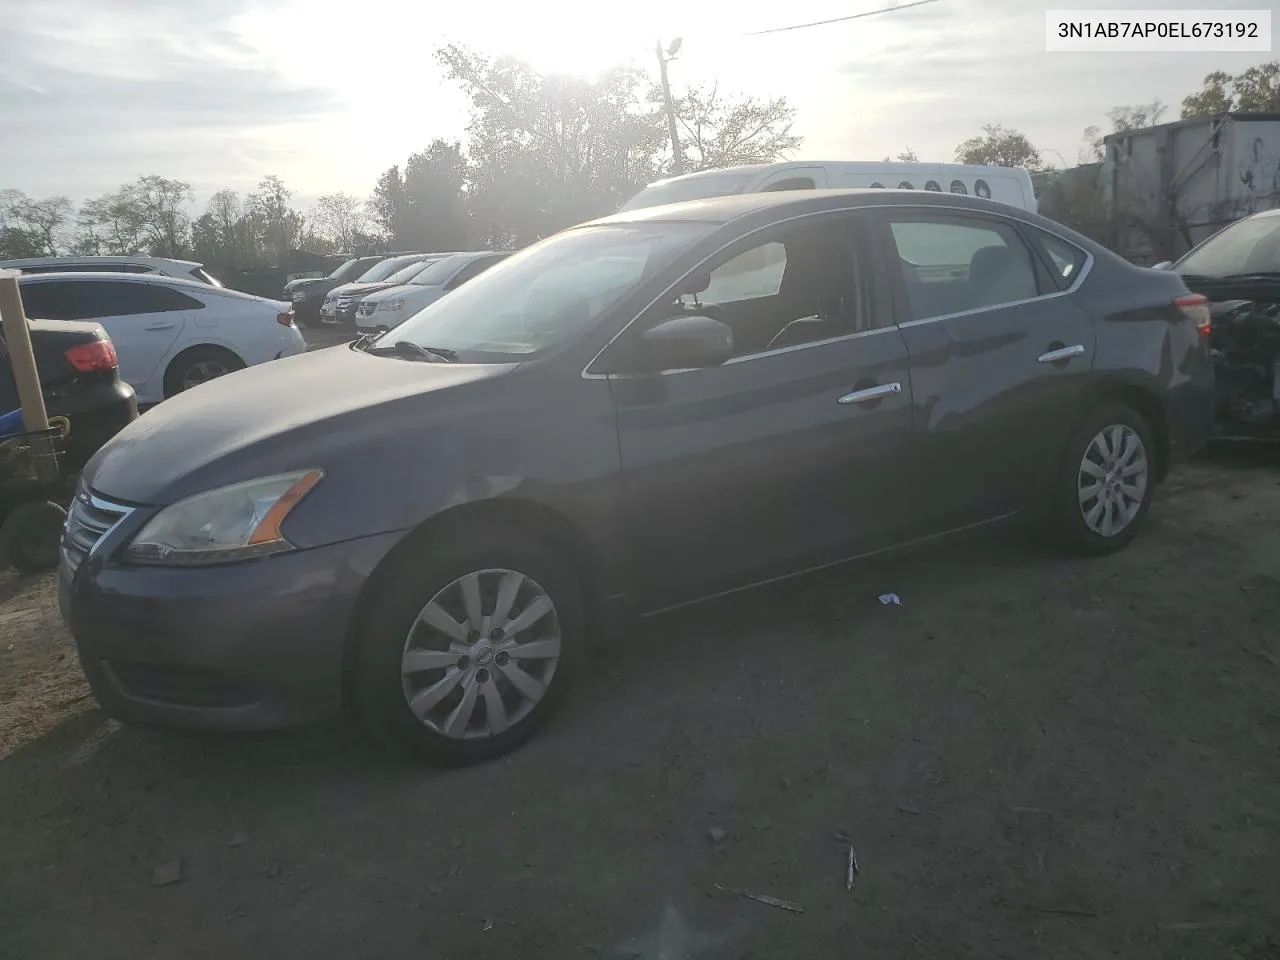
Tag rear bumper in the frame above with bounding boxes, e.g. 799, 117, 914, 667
1166, 371, 1216, 468
48, 380, 138, 473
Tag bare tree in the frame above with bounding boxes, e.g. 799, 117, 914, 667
0, 189, 71, 256
312, 192, 370, 252
669, 82, 803, 172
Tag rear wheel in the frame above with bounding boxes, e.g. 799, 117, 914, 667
163, 346, 245, 398
1049, 402, 1155, 554
356, 526, 584, 766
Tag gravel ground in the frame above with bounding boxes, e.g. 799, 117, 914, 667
1, 449, 1278, 960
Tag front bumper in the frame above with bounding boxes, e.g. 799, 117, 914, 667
59, 496, 404, 730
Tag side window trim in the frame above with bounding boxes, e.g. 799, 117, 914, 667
582, 202, 1095, 380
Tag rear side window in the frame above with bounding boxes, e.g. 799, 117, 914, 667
888, 216, 1041, 321
28, 280, 204, 319
761, 177, 816, 193
1033, 231, 1089, 287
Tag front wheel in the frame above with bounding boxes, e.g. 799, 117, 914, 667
355, 526, 585, 766
163, 346, 246, 398
1049, 402, 1156, 555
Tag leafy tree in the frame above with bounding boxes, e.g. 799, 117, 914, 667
399, 140, 471, 251
0, 189, 71, 256
133, 175, 193, 257
370, 165, 407, 241
668, 82, 802, 171
312, 192, 370, 252
954, 125, 1043, 170
77, 189, 147, 255
1182, 61, 1280, 116
437, 43, 667, 245
246, 175, 305, 266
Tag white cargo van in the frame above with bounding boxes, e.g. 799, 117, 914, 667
620, 161, 1038, 213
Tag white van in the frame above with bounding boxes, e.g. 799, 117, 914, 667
619, 161, 1038, 213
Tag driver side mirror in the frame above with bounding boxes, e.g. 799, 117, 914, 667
639, 315, 734, 371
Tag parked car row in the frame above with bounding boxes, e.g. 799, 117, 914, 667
315, 251, 509, 331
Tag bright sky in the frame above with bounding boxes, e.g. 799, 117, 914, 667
2, 0, 1274, 206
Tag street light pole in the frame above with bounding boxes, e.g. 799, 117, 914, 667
655, 39, 684, 176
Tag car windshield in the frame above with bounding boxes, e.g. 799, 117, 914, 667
385, 259, 435, 284
356, 258, 416, 283
384, 223, 712, 360
1176, 214, 1280, 279
619, 171, 759, 212
329, 258, 363, 281
408, 255, 470, 286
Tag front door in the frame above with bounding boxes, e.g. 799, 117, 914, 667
603, 210, 914, 610
873, 210, 1097, 535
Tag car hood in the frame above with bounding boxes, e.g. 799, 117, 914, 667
285, 277, 335, 295
83, 345, 515, 504
331, 281, 395, 299
359, 283, 427, 303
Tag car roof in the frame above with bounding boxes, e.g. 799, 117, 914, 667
587, 188, 1036, 227
17, 270, 210, 287
0, 255, 204, 269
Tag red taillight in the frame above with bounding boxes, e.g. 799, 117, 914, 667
64, 340, 118, 373
1175, 292, 1211, 339
277, 310, 295, 326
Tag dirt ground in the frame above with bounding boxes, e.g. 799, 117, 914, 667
2, 449, 1278, 960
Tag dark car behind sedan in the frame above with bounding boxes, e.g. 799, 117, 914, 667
282, 255, 386, 327
60, 190, 1213, 765
1164, 207, 1280, 438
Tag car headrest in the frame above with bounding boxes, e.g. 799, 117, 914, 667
969, 245, 1015, 287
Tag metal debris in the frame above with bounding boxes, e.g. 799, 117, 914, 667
846, 844, 858, 893
878, 593, 902, 606
482, 919, 495, 933
713, 883, 804, 914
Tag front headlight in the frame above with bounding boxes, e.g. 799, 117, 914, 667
122, 470, 323, 566
379, 299, 405, 311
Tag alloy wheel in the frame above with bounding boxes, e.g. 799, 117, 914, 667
182, 360, 229, 390
400, 568, 562, 740
1078, 423, 1148, 537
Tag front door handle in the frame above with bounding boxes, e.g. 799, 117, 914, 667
1037, 344, 1085, 364
144, 323, 177, 331
838, 382, 902, 404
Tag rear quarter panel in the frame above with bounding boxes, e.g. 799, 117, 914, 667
1071, 256, 1214, 468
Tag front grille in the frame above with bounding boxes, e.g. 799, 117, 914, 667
61, 487, 131, 581
107, 660, 256, 708
356, 302, 376, 317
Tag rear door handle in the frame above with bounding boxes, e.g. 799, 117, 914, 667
144, 323, 177, 331
838, 382, 902, 404
1037, 344, 1085, 364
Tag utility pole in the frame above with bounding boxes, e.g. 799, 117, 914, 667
655, 39, 684, 176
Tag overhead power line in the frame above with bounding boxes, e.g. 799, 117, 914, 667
743, 0, 941, 36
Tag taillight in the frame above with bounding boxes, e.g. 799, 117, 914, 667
64, 340, 118, 373
277, 310, 295, 326
1175, 293, 1211, 339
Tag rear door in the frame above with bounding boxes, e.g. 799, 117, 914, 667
873, 209, 1096, 535
52, 281, 195, 396
604, 209, 914, 609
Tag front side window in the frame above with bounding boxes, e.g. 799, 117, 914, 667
642, 213, 872, 358
387, 223, 713, 360
619, 172, 760, 212
888, 216, 1040, 321
357, 257, 420, 283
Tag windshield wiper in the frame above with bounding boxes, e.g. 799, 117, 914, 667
361, 340, 455, 363
1219, 271, 1280, 282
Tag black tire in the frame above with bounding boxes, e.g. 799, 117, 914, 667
355, 525, 585, 766
1049, 401, 1156, 555
163, 345, 246, 398
0, 500, 67, 574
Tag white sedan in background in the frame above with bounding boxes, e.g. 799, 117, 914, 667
354, 251, 510, 333
17, 272, 305, 406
